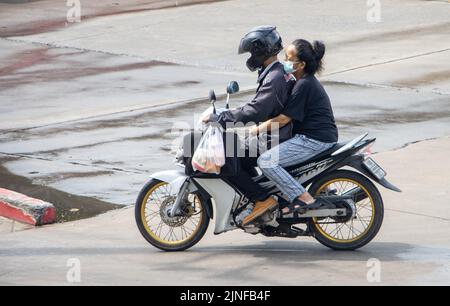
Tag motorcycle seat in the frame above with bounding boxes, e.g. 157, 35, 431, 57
249, 141, 349, 177
284, 141, 348, 172
300, 141, 347, 164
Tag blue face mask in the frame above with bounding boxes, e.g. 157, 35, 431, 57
282, 61, 297, 74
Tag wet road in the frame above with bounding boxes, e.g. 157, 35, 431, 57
1, 81, 450, 209
0, 0, 449, 214
0, 0, 450, 286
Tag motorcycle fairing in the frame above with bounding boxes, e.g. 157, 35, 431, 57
193, 178, 241, 234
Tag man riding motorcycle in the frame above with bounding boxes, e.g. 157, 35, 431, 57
204, 25, 295, 225
136, 29, 401, 253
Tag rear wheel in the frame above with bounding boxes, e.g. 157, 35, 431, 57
135, 179, 209, 252
308, 170, 384, 251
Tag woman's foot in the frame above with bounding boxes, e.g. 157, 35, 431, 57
281, 199, 310, 215
282, 191, 327, 214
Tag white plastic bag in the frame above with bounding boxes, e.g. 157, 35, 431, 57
196, 106, 227, 131
192, 125, 226, 174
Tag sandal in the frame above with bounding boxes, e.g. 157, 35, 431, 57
304, 197, 337, 210
282, 197, 336, 216
282, 199, 308, 216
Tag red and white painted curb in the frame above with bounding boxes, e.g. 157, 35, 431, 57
0, 188, 56, 226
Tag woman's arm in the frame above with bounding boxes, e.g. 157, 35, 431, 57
251, 114, 292, 135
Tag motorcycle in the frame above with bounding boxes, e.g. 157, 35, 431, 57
135, 82, 401, 252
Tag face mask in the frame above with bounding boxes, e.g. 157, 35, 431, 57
282, 61, 297, 74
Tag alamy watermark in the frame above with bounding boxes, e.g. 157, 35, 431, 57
366, 258, 381, 283
66, 0, 82, 24
66, 258, 81, 283
172, 118, 282, 162
367, 0, 382, 23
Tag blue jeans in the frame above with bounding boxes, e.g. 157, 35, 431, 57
257, 134, 336, 203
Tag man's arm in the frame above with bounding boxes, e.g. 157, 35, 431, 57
214, 78, 286, 127
251, 114, 292, 135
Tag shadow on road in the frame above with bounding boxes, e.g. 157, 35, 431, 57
0, 241, 412, 262
185, 241, 415, 263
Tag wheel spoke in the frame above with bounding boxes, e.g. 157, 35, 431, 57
140, 183, 204, 245
313, 177, 376, 243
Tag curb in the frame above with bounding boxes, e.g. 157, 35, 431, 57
0, 188, 56, 226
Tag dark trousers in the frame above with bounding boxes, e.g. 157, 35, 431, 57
227, 156, 268, 202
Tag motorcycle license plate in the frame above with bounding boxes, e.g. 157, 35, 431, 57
363, 158, 386, 180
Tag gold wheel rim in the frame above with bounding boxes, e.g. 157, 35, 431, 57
312, 178, 375, 243
140, 182, 204, 246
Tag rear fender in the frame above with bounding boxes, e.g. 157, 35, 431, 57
306, 154, 401, 193
346, 155, 402, 192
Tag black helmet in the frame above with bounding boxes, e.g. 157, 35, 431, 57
238, 25, 283, 72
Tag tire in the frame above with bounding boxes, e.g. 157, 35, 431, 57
308, 170, 384, 251
135, 179, 210, 252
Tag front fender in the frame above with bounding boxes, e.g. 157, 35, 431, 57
150, 169, 214, 220
151, 169, 188, 196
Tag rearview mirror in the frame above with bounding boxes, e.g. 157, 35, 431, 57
209, 90, 217, 114
209, 90, 217, 103
226, 81, 240, 95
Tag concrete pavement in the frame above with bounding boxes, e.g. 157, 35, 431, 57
1, 0, 449, 209
0, 0, 226, 37
0, 217, 33, 234
0, 0, 449, 285
0, 137, 449, 286
1, 82, 450, 207
2, 0, 449, 130
0, 38, 255, 131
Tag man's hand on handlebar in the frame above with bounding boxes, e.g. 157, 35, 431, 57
202, 113, 220, 124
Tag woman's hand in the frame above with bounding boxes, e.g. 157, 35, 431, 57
202, 114, 211, 123
250, 114, 292, 136
250, 125, 259, 136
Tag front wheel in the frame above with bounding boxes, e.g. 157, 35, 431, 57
135, 179, 210, 252
308, 170, 384, 251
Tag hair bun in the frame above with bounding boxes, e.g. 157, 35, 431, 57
312, 40, 326, 61
292, 39, 326, 74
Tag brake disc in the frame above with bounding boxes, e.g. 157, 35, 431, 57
159, 197, 189, 227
